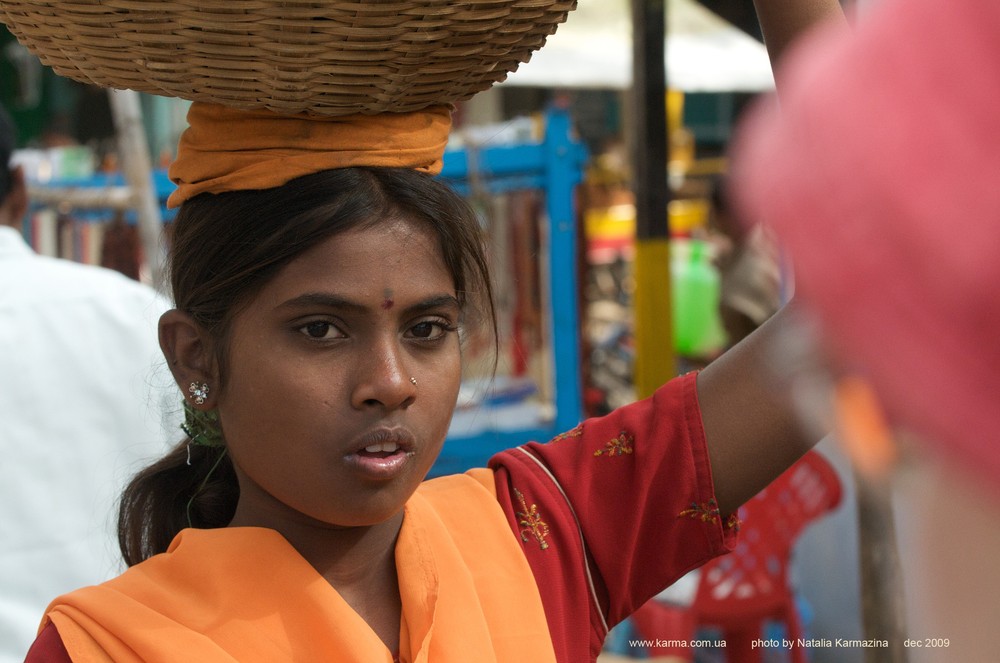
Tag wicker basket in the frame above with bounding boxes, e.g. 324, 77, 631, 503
0, 0, 576, 116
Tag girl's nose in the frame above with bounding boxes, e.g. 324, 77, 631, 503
350, 338, 416, 411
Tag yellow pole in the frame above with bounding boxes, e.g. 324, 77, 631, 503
634, 238, 674, 399
631, 0, 676, 400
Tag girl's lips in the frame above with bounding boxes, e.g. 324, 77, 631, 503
344, 449, 413, 481
343, 427, 416, 481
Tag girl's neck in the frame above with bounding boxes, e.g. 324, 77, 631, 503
228, 497, 404, 577
291, 512, 403, 586
229, 510, 405, 652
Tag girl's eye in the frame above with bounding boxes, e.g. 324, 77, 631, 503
298, 321, 343, 340
407, 320, 456, 341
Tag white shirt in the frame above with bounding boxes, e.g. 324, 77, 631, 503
0, 225, 177, 661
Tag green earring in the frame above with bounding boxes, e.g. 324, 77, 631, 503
181, 399, 224, 449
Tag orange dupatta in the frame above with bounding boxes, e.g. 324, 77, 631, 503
42, 470, 556, 662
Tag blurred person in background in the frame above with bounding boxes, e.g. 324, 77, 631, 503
709, 176, 783, 347
0, 104, 174, 662
733, 0, 1000, 659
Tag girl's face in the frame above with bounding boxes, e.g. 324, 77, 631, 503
217, 216, 462, 530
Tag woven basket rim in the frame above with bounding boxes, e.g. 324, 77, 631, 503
0, 0, 577, 116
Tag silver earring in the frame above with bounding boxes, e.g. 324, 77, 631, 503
188, 381, 210, 405
410, 377, 418, 386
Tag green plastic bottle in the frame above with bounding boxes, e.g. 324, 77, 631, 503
671, 239, 727, 356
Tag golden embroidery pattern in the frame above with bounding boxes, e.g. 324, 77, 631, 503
593, 431, 634, 457
679, 499, 742, 531
679, 499, 721, 524
725, 513, 742, 532
514, 488, 550, 550
550, 425, 583, 444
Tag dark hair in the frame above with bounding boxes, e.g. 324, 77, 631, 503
118, 167, 496, 565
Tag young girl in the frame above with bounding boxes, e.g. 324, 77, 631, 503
20, 1, 846, 661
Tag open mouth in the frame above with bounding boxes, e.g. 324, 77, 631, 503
357, 441, 403, 459
345, 429, 416, 480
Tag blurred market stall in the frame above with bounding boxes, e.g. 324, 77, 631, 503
502, 0, 774, 92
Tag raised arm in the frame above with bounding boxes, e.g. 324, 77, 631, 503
696, 304, 811, 514
697, 0, 846, 514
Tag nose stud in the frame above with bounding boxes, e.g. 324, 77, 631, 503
410, 377, 417, 386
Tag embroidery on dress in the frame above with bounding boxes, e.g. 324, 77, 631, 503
679, 498, 722, 524
593, 431, 634, 457
725, 512, 742, 532
514, 487, 551, 550
678, 499, 742, 531
550, 424, 583, 444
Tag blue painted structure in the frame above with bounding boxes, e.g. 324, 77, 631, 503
433, 108, 589, 475
27, 169, 178, 224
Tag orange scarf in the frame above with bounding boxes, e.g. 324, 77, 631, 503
42, 470, 556, 662
167, 102, 453, 208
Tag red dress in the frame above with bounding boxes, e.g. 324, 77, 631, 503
26, 373, 736, 662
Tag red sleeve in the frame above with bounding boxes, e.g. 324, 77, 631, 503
488, 372, 738, 662
24, 623, 73, 663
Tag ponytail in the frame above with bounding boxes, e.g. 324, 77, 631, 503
117, 440, 238, 566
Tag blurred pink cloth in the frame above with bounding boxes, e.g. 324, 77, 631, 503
732, 0, 1000, 490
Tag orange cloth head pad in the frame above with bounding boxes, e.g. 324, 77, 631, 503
167, 102, 453, 208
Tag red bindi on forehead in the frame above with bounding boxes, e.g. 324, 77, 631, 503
381, 288, 394, 310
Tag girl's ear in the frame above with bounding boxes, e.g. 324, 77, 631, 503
159, 309, 219, 407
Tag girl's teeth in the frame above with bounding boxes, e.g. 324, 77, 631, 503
363, 442, 400, 453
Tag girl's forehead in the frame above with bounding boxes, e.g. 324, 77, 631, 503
258, 219, 454, 304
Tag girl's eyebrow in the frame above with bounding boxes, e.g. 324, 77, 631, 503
402, 294, 461, 316
277, 292, 460, 315
277, 292, 368, 314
